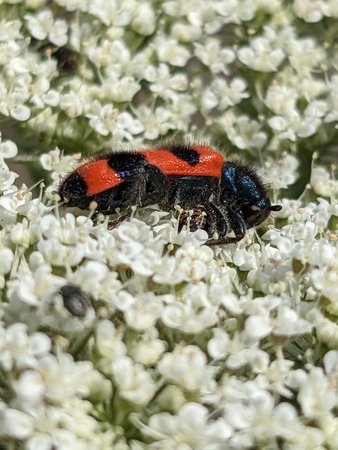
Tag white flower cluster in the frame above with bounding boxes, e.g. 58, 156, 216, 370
0, 1, 338, 449
0, 0, 337, 156
0, 142, 337, 448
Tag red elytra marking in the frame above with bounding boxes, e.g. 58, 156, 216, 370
142, 146, 224, 177
76, 159, 123, 196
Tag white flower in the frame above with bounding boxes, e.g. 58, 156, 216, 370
0, 19, 22, 41
30, 78, 60, 109
95, 320, 126, 372
245, 306, 312, 340
112, 356, 156, 405
266, 153, 299, 189
108, 76, 141, 103
0, 1, 338, 447
260, 359, 295, 397
86, 38, 130, 70
323, 350, 338, 376
33, 353, 93, 403
238, 36, 285, 71
0, 407, 34, 440
71, 261, 108, 299
194, 38, 235, 74
0, 248, 14, 276
87, 102, 144, 139
40, 148, 80, 181
325, 74, 338, 123
158, 345, 213, 391
317, 319, 338, 348
124, 292, 162, 331
131, 3, 156, 35
135, 105, 174, 140
27, 108, 58, 137
224, 385, 297, 445
144, 402, 233, 449
265, 85, 298, 116
219, 112, 267, 149
14, 370, 45, 405
202, 77, 249, 111
287, 37, 326, 74
88, 0, 136, 26
0, 323, 51, 371
129, 329, 165, 365
59, 90, 85, 117
145, 63, 188, 100
294, 0, 330, 22
0, 80, 30, 121
38, 237, 86, 266
167, 93, 197, 130
298, 368, 337, 419
155, 36, 191, 67
171, 22, 202, 42
208, 329, 230, 359
0, 136, 18, 159
232, 245, 259, 271
0, 159, 18, 191
162, 282, 218, 334
311, 265, 338, 304
25, 10, 68, 46
0, 195, 19, 226
214, 0, 256, 23
311, 166, 338, 197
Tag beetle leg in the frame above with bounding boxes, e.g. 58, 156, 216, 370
205, 203, 228, 237
211, 208, 246, 244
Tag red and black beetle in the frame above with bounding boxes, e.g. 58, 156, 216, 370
59, 144, 281, 244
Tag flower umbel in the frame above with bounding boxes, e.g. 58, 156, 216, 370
0, 1, 338, 449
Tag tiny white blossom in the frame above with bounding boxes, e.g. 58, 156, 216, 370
129, 329, 166, 366
298, 368, 337, 419
25, 10, 68, 46
311, 166, 338, 197
0, 407, 34, 440
202, 77, 249, 111
238, 36, 285, 71
144, 402, 233, 449
112, 356, 156, 405
145, 63, 188, 100
0, 323, 51, 371
158, 345, 213, 391
156, 36, 191, 67
266, 153, 299, 189
135, 105, 175, 140
194, 38, 235, 74
0, 137, 18, 159
131, 2, 156, 35
87, 102, 144, 139
219, 112, 267, 149
294, 0, 330, 22
214, 0, 256, 23
88, 0, 136, 26
0, 159, 18, 191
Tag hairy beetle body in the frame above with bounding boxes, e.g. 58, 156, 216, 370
59, 144, 281, 243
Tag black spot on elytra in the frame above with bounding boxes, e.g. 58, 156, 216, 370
167, 145, 200, 166
108, 153, 145, 178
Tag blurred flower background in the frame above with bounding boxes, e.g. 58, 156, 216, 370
0, 0, 338, 449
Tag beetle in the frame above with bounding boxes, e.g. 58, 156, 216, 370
59, 143, 282, 244
59, 284, 90, 317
